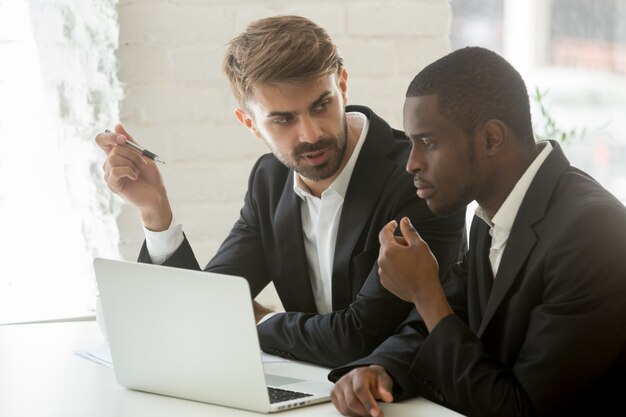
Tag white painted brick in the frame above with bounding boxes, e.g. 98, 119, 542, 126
348, 76, 397, 101
283, 4, 346, 36
116, 203, 145, 244
175, 201, 242, 250
347, 1, 450, 37
172, 0, 263, 5
170, 45, 224, 83
117, 43, 170, 83
234, 3, 346, 43
119, 241, 143, 261
232, 1, 343, 35
234, 6, 277, 33
163, 159, 253, 204
340, 40, 398, 76
118, 3, 236, 45
368, 97, 406, 130
347, 76, 404, 127
107, 119, 267, 180
396, 36, 450, 75
120, 84, 224, 123
166, 121, 267, 163
120, 0, 167, 4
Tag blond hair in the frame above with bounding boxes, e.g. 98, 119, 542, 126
223, 15, 344, 105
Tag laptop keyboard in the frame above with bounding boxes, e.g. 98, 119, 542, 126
268, 387, 313, 404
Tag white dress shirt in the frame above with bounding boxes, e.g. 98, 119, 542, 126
144, 112, 369, 315
474, 141, 553, 276
293, 112, 368, 313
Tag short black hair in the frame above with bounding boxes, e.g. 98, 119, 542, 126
406, 46, 534, 145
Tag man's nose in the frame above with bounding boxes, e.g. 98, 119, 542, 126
406, 146, 424, 174
297, 116, 323, 143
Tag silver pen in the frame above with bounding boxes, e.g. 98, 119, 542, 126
105, 129, 165, 165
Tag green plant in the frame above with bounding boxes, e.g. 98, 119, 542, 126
531, 86, 587, 143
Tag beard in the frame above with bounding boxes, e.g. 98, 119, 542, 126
268, 116, 349, 182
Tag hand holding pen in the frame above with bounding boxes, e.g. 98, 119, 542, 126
96, 124, 174, 232
104, 129, 165, 164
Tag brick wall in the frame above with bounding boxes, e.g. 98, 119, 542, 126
0, 0, 122, 319
115, 0, 452, 308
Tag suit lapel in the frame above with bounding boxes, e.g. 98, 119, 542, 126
332, 106, 398, 309
478, 223, 537, 336
477, 141, 570, 336
274, 172, 318, 313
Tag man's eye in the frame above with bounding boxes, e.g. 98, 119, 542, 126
273, 117, 293, 125
422, 138, 435, 148
314, 100, 330, 111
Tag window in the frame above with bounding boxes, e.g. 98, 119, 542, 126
0, 0, 121, 324
451, 0, 626, 202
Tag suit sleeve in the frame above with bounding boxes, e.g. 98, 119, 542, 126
138, 235, 200, 269
258, 190, 467, 368
327, 258, 469, 399
258, 265, 414, 367
332, 202, 626, 417
138, 157, 272, 298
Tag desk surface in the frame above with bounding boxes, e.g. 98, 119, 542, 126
0, 321, 462, 417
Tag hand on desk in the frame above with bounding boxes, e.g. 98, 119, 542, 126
331, 365, 394, 417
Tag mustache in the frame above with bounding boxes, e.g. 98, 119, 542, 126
293, 138, 338, 158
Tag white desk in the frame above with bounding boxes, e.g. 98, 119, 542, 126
0, 321, 462, 417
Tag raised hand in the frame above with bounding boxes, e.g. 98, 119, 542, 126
378, 217, 452, 332
96, 124, 172, 231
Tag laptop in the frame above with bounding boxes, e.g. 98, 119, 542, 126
93, 258, 332, 413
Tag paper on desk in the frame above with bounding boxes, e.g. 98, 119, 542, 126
75, 345, 113, 369
75, 345, 290, 369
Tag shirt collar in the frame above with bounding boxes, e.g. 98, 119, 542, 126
475, 141, 553, 230
293, 111, 369, 200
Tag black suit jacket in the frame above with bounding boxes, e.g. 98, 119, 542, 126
138, 105, 466, 367
330, 141, 626, 416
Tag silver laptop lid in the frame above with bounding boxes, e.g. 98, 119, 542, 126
94, 258, 272, 413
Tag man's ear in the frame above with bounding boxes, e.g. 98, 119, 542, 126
234, 108, 262, 139
338, 67, 348, 105
480, 119, 507, 155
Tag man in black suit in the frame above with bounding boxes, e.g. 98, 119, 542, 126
96, 16, 466, 368
330, 47, 626, 416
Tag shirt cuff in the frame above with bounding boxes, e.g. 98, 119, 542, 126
143, 216, 184, 265
257, 312, 280, 325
